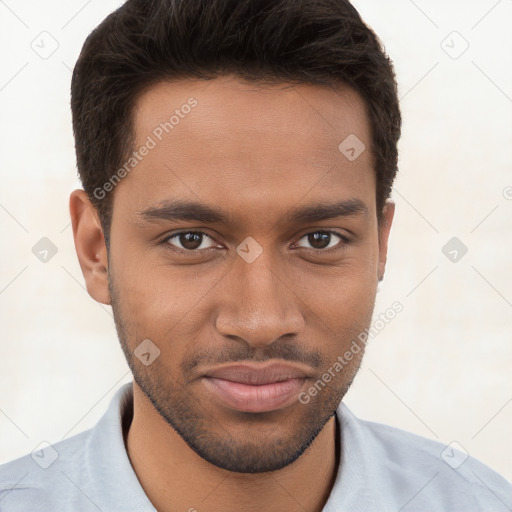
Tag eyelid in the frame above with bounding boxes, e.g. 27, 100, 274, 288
161, 229, 351, 254
292, 230, 351, 252
161, 230, 219, 251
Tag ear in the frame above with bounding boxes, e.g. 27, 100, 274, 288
69, 189, 110, 305
377, 200, 395, 282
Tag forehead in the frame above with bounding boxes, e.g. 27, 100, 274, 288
116, 76, 375, 223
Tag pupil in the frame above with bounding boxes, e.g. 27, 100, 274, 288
181, 233, 202, 250
309, 232, 330, 249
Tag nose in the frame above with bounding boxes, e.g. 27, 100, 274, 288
214, 252, 305, 349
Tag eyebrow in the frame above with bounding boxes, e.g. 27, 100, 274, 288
138, 198, 369, 226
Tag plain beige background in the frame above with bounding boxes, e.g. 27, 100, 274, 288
0, 0, 511, 483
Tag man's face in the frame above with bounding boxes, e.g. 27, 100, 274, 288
104, 76, 393, 473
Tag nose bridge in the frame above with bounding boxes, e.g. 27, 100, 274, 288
215, 248, 304, 347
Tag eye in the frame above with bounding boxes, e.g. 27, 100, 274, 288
163, 231, 218, 251
161, 229, 350, 254
294, 230, 350, 251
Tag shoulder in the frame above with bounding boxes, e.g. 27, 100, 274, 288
337, 405, 512, 511
0, 430, 93, 511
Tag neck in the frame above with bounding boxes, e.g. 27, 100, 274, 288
124, 382, 340, 512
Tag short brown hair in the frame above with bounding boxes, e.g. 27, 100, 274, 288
71, 0, 401, 244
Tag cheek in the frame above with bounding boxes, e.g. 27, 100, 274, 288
110, 226, 379, 350
287, 253, 378, 359
290, 250, 379, 317
111, 253, 225, 348
312, 272, 377, 353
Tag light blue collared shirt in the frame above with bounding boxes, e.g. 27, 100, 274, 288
1, 382, 511, 511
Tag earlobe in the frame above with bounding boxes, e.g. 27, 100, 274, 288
69, 189, 111, 305
377, 200, 395, 282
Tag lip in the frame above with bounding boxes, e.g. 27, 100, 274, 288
201, 362, 312, 413
204, 362, 312, 384
202, 377, 307, 413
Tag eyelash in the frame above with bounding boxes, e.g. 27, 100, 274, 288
160, 230, 351, 255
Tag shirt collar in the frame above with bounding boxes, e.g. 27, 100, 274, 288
84, 382, 156, 511
87, 381, 382, 511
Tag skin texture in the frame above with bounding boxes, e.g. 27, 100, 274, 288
70, 75, 394, 512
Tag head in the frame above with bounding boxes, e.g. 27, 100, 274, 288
70, 0, 401, 473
